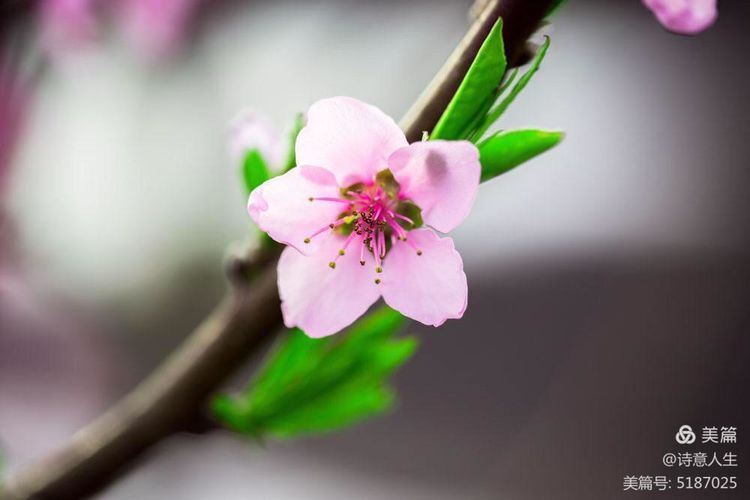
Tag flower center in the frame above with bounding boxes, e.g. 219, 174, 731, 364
305, 169, 423, 284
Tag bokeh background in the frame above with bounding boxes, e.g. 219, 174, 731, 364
1, 0, 749, 498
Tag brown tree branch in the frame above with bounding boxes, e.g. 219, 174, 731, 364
0, 1, 554, 498
401, 0, 554, 142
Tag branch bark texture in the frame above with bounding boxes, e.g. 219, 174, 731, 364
1, 1, 554, 498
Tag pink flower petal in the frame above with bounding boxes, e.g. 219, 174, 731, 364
388, 140, 480, 233
248, 166, 343, 255
278, 233, 380, 338
296, 97, 408, 186
643, 0, 717, 35
380, 229, 467, 327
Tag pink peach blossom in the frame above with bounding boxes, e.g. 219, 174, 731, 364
643, 0, 717, 35
248, 97, 479, 337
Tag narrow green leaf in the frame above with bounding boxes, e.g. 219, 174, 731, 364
456, 67, 519, 140
479, 128, 564, 182
472, 36, 551, 141
241, 149, 271, 195
497, 67, 519, 95
431, 19, 506, 140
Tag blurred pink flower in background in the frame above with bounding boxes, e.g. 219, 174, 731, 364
119, 0, 204, 60
39, 0, 205, 59
40, 0, 99, 53
249, 97, 479, 337
0, 60, 27, 198
229, 110, 285, 170
0, 54, 115, 471
1, 56, 28, 292
642, 0, 717, 34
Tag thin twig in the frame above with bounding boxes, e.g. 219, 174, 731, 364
0, 1, 554, 498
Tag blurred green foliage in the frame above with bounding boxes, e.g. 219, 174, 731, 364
212, 306, 417, 439
241, 149, 271, 196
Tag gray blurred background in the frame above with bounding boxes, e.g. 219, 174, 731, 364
2, 0, 749, 498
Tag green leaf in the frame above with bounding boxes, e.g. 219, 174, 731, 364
282, 112, 305, 172
212, 306, 417, 439
241, 149, 271, 195
471, 36, 551, 141
478, 128, 564, 182
262, 383, 394, 437
546, 0, 567, 19
431, 18, 506, 140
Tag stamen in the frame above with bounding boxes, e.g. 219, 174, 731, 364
346, 191, 370, 201
403, 236, 423, 256
374, 278, 381, 284
392, 212, 414, 225
306, 216, 348, 241
307, 225, 331, 239
309, 196, 352, 205
388, 218, 407, 240
335, 231, 358, 262
328, 261, 336, 269
373, 229, 382, 268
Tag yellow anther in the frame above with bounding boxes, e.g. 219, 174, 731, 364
374, 278, 381, 284
304, 238, 311, 244
338, 249, 345, 256
328, 261, 336, 269
375, 266, 383, 273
